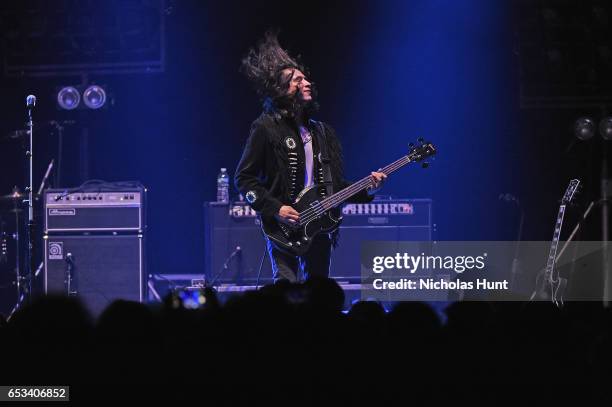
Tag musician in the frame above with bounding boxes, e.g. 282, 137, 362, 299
235, 32, 386, 282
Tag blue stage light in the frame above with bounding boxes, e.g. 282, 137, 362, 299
56, 86, 80, 110
83, 85, 107, 110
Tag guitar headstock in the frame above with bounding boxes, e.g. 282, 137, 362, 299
561, 179, 580, 205
407, 138, 437, 165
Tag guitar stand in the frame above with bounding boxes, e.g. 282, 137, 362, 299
554, 199, 611, 304
555, 201, 596, 261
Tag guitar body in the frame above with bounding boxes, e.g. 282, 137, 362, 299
260, 184, 342, 256
531, 267, 568, 304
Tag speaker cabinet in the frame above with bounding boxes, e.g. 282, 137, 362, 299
204, 203, 268, 284
44, 235, 144, 316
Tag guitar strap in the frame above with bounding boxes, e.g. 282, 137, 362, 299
314, 121, 334, 196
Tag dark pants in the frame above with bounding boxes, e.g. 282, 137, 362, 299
267, 234, 332, 282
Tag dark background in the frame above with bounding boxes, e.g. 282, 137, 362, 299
1, 0, 610, 310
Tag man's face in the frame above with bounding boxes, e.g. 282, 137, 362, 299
282, 68, 312, 102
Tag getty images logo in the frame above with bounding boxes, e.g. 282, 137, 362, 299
372, 252, 487, 274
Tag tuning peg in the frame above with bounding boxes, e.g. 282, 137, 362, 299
417, 137, 424, 143
408, 142, 415, 148
422, 162, 429, 169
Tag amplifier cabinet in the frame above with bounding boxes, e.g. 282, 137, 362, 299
44, 234, 144, 317
204, 200, 432, 284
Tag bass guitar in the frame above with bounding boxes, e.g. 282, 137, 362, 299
261, 140, 437, 256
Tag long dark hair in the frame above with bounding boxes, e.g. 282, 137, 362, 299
241, 30, 317, 118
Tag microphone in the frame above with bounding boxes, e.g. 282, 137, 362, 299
230, 246, 242, 258
26, 95, 36, 122
65, 253, 74, 265
26, 95, 37, 108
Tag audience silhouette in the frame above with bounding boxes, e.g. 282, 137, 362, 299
1, 277, 611, 393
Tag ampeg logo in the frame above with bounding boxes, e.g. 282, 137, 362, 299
48, 208, 75, 216
48, 242, 63, 260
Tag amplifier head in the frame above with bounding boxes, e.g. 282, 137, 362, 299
44, 188, 145, 233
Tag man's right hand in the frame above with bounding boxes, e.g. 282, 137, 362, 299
276, 205, 299, 225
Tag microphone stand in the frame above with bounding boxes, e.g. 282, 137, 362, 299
25, 96, 36, 303
36, 159, 54, 199
3, 188, 24, 322
7, 160, 52, 319
8, 95, 37, 319
65, 253, 77, 296
207, 246, 241, 288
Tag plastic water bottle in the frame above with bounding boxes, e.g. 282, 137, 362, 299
216, 168, 230, 203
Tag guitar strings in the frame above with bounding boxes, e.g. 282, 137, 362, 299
319, 150, 427, 209
296, 155, 411, 225
297, 156, 410, 224
295, 144, 434, 224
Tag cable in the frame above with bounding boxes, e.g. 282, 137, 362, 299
254, 242, 268, 290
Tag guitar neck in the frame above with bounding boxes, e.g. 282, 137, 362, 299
320, 155, 412, 211
545, 205, 566, 273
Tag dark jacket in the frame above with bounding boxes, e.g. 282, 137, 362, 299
234, 112, 373, 222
